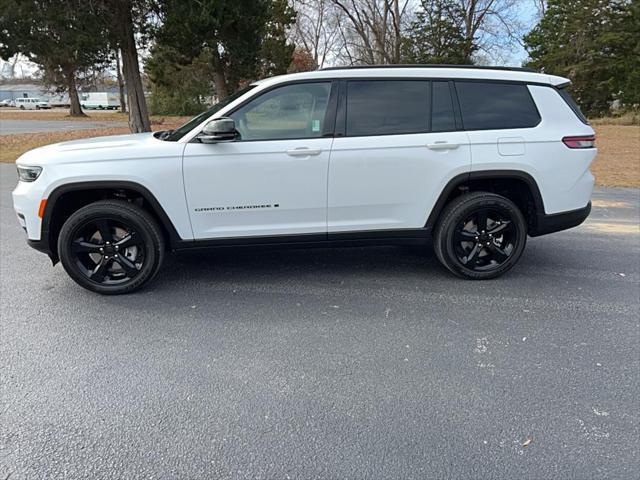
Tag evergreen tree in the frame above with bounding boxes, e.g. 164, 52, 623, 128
403, 0, 474, 65
524, 0, 639, 116
0, 0, 110, 116
151, 0, 296, 103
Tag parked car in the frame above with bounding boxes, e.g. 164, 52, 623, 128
14, 98, 51, 110
0, 99, 16, 107
13, 65, 596, 294
80, 92, 120, 110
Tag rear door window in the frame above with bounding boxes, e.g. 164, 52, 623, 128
455, 81, 540, 130
345, 80, 430, 136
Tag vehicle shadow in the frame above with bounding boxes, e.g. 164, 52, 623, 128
150, 244, 444, 290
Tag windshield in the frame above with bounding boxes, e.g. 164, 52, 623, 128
162, 85, 256, 141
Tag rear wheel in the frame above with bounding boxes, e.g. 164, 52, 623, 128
58, 200, 165, 294
433, 192, 527, 279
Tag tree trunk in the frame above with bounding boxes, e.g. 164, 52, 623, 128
115, 49, 127, 113
212, 49, 229, 100
119, 4, 150, 133
66, 69, 86, 117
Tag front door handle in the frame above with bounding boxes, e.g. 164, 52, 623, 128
286, 147, 322, 157
427, 141, 460, 150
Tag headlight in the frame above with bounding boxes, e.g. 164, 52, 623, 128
17, 165, 42, 182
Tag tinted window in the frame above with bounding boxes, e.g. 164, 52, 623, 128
455, 82, 540, 130
346, 81, 429, 136
432, 81, 456, 132
230, 82, 331, 141
558, 87, 589, 125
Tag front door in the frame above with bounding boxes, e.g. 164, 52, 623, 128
183, 81, 335, 239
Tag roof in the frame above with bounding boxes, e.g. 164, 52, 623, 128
254, 65, 569, 88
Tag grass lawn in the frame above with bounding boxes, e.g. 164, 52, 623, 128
1, 110, 638, 187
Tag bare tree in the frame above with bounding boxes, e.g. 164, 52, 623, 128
292, 0, 341, 68
330, 0, 411, 64
457, 0, 524, 62
532, 0, 546, 17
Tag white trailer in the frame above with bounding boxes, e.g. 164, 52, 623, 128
80, 92, 120, 110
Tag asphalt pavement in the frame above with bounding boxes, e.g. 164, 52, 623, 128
1, 162, 638, 479
0, 119, 128, 135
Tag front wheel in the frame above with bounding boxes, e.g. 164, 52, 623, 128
58, 200, 165, 294
433, 192, 527, 279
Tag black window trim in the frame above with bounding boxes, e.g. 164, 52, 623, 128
449, 80, 463, 130
191, 76, 549, 142
430, 80, 459, 133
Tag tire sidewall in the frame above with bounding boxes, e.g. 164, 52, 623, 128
58, 204, 161, 294
440, 195, 527, 279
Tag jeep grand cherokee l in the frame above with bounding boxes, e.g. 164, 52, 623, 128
13, 65, 596, 294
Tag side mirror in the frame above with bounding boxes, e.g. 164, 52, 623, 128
198, 117, 237, 144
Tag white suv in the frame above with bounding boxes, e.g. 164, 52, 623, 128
13, 66, 596, 294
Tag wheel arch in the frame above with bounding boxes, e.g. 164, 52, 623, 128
425, 170, 547, 235
41, 181, 182, 263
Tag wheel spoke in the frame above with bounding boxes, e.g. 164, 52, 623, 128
115, 231, 140, 249
95, 219, 113, 243
463, 244, 481, 265
475, 211, 488, 232
454, 230, 477, 243
487, 243, 509, 263
71, 240, 102, 253
488, 220, 512, 235
90, 257, 111, 282
114, 255, 139, 277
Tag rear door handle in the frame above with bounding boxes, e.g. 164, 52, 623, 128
286, 148, 322, 157
427, 141, 460, 150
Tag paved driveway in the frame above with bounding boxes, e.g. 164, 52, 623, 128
1, 162, 638, 479
0, 119, 127, 135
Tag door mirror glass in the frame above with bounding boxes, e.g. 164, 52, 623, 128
199, 117, 237, 144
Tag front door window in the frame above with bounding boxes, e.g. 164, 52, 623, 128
230, 83, 331, 141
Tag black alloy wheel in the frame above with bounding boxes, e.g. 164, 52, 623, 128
453, 208, 517, 272
69, 218, 145, 285
58, 200, 165, 294
433, 192, 527, 279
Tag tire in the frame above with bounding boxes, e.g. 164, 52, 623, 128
433, 192, 527, 280
58, 200, 165, 294
19, 105, 25, 110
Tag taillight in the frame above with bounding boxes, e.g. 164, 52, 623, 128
562, 135, 596, 149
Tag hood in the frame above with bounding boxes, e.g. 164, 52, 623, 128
16, 132, 164, 166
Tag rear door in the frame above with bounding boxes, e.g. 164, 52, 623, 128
328, 79, 471, 233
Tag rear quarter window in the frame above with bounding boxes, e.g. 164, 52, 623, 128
455, 81, 541, 130
557, 88, 589, 125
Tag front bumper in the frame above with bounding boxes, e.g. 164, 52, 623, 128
530, 202, 591, 237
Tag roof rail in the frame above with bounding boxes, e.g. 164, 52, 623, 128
320, 64, 537, 73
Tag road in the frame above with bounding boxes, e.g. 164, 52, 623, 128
0, 119, 127, 135
1, 162, 638, 479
